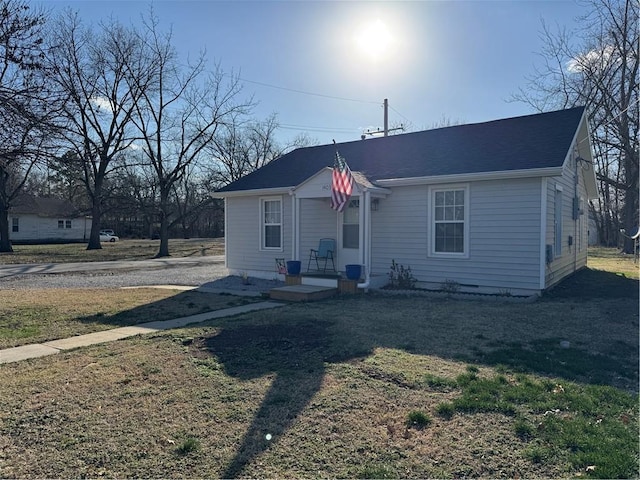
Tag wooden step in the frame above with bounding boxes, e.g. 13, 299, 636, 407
269, 285, 338, 302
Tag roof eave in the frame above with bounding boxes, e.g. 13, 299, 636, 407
376, 166, 565, 187
212, 186, 292, 198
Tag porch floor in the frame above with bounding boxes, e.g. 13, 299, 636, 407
269, 284, 338, 302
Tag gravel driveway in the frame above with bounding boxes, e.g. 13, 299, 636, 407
0, 258, 284, 294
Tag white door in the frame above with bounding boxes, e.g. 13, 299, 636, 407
338, 198, 361, 270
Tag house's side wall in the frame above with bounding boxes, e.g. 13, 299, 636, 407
544, 157, 590, 289
225, 194, 292, 277
9, 214, 87, 242
371, 178, 543, 295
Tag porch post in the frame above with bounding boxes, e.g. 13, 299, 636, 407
294, 195, 301, 260
362, 190, 371, 280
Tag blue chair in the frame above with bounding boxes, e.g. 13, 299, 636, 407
307, 238, 336, 272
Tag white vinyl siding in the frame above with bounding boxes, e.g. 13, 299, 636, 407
299, 198, 337, 266
260, 197, 282, 251
554, 186, 563, 257
372, 179, 542, 295
544, 156, 590, 289
225, 195, 292, 274
9, 214, 86, 241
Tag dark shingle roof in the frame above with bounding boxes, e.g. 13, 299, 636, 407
10, 194, 84, 218
218, 106, 585, 193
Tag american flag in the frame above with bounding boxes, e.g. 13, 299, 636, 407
331, 150, 354, 212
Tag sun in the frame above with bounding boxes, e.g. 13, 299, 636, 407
354, 18, 394, 63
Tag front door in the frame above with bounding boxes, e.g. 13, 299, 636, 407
338, 198, 361, 270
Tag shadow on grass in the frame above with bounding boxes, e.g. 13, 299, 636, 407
76, 291, 257, 329
544, 267, 639, 299
186, 267, 638, 477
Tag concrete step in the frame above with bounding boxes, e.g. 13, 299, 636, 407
269, 285, 338, 302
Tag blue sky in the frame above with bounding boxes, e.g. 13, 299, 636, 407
40, 0, 585, 146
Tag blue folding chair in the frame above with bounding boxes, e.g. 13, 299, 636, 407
307, 238, 336, 272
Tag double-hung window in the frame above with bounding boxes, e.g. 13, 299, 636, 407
12, 217, 18, 233
431, 186, 468, 257
261, 197, 282, 250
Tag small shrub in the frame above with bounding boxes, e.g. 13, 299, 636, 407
406, 410, 432, 429
440, 279, 460, 294
435, 402, 455, 420
176, 437, 201, 455
388, 260, 417, 289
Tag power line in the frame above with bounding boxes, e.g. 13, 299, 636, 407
237, 75, 380, 105
388, 103, 412, 124
278, 123, 362, 134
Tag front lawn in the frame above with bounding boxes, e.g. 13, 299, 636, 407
0, 248, 637, 478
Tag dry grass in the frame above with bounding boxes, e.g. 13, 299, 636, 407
0, 289, 258, 349
0, 238, 224, 264
0, 248, 637, 478
588, 246, 639, 279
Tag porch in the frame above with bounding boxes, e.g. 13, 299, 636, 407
269, 273, 361, 302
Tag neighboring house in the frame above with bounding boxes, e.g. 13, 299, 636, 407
9, 195, 89, 243
215, 106, 598, 296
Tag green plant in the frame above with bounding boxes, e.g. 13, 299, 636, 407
357, 465, 397, 479
524, 445, 549, 464
176, 437, 201, 455
406, 410, 432, 429
440, 279, 460, 294
423, 373, 457, 391
435, 402, 455, 420
388, 260, 417, 289
514, 417, 534, 440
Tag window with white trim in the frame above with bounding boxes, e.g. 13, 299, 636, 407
261, 197, 282, 250
12, 217, 18, 233
431, 186, 468, 256
58, 220, 64, 229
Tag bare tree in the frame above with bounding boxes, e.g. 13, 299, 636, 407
208, 113, 315, 188
0, 0, 57, 252
129, 13, 252, 257
512, 0, 639, 251
46, 12, 149, 249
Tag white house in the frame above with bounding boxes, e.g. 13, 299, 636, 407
214, 107, 598, 296
9, 195, 89, 243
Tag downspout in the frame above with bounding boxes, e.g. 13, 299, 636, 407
358, 189, 371, 290
289, 190, 296, 261
574, 156, 579, 272
224, 197, 228, 269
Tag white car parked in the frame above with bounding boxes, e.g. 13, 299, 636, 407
100, 233, 119, 242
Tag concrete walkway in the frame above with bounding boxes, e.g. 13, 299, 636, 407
0, 300, 284, 365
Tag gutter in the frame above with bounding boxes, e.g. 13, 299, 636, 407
376, 166, 564, 187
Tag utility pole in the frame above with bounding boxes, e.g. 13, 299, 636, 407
362, 98, 403, 139
383, 98, 389, 136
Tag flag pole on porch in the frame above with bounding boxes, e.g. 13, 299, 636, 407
330, 140, 354, 213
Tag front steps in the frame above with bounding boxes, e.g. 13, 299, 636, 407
270, 272, 362, 302
269, 284, 338, 302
